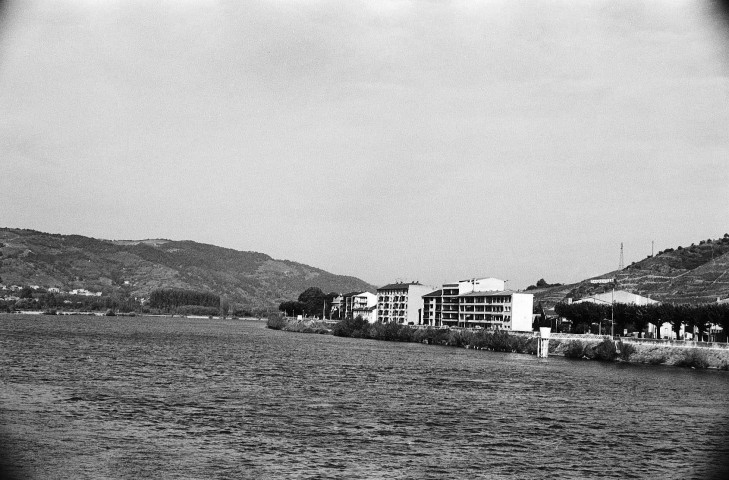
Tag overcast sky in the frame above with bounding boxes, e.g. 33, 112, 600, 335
1, 0, 728, 290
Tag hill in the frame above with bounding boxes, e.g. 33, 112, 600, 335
0, 228, 375, 310
530, 234, 729, 308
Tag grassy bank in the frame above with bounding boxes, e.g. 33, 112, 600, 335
267, 315, 729, 370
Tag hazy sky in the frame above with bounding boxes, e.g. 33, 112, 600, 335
1, 0, 728, 290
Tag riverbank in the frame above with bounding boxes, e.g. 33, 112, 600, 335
268, 315, 729, 370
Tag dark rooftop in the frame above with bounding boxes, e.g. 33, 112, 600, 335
377, 281, 422, 291
423, 289, 443, 298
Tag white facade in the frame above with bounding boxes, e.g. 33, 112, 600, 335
510, 293, 534, 331
422, 277, 533, 331
458, 290, 534, 330
377, 282, 434, 325
352, 292, 378, 323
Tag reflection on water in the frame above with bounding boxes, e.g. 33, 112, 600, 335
1, 315, 728, 479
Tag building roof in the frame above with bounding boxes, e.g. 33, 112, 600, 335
342, 291, 362, 297
377, 282, 421, 291
458, 277, 503, 283
459, 290, 517, 297
573, 290, 658, 306
423, 289, 443, 298
354, 291, 376, 297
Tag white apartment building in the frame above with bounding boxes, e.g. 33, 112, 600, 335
377, 282, 433, 325
423, 277, 533, 331
458, 290, 533, 331
422, 289, 443, 326
352, 292, 378, 323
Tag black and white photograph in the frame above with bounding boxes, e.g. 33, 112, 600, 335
1, 1, 728, 478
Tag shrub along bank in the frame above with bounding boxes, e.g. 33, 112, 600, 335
266, 314, 330, 334
267, 315, 729, 370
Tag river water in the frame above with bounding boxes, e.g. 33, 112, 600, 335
1, 315, 728, 479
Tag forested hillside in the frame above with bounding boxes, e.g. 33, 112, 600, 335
0, 228, 375, 311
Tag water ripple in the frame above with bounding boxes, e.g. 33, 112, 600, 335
1, 315, 728, 479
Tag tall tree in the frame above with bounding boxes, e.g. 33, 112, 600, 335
715, 304, 729, 341
278, 300, 304, 317
644, 305, 665, 339
298, 287, 326, 317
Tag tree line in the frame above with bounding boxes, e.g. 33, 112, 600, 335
0, 292, 141, 314
148, 288, 220, 309
525, 278, 563, 291
554, 301, 729, 339
278, 287, 340, 318
1, 285, 259, 317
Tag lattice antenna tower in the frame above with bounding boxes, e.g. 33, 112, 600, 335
619, 242, 624, 270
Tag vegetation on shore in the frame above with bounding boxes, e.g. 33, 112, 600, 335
266, 314, 330, 334
278, 287, 341, 318
267, 314, 729, 370
554, 301, 729, 340
1, 285, 257, 318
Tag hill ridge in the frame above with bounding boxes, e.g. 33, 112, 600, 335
0, 228, 375, 310
531, 234, 729, 308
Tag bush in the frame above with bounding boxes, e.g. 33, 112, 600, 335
367, 321, 414, 342
511, 335, 534, 354
232, 308, 253, 318
523, 337, 539, 355
491, 331, 513, 352
445, 329, 466, 347
671, 349, 709, 369
563, 341, 586, 358
617, 341, 636, 361
332, 316, 370, 338
419, 328, 452, 346
592, 339, 618, 361
630, 346, 667, 365
42, 309, 57, 315
395, 324, 416, 342
266, 314, 288, 330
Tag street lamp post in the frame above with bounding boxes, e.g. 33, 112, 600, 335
611, 285, 615, 338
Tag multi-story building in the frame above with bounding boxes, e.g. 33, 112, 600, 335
352, 291, 378, 323
422, 277, 533, 331
377, 282, 433, 325
422, 289, 443, 326
341, 291, 362, 319
458, 290, 533, 331
330, 295, 343, 318
440, 283, 460, 326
